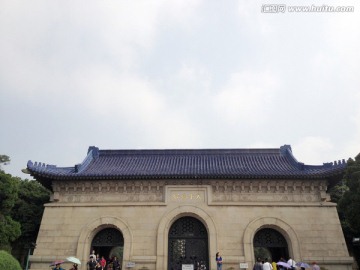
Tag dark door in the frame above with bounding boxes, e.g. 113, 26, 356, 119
253, 228, 289, 263
91, 228, 124, 266
168, 217, 208, 270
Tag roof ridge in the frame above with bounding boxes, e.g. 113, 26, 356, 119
97, 148, 282, 156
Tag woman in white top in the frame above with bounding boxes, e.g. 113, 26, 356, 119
262, 258, 273, 270
287, 257, 296, 269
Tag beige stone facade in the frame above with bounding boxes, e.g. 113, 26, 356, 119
29, 178, 353, 270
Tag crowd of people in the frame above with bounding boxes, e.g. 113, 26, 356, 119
52, 251, 321, 270
87, 251, 121, 270
52, 262, 78, 270
253, 256, 320, 270
50, 253, 120, 270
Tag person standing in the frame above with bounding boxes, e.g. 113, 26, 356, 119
271, 260, 277, 270
287, 257, 296, 270
112, 256, 120, 270
262, 258, 273, 270
312, 262, 320, 270
253, 257, 262, 270
69, 263, 78, 270
90, 250, 96, 259
216, 252, 223, 270
53, 263, 65, 270
87, 256, 97, 270
95, 261, 103, 270
100, 256, 107, 270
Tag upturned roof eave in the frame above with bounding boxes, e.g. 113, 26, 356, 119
27, 145, 347, 189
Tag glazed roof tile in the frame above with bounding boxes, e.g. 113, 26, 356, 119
27, 145, 346, 188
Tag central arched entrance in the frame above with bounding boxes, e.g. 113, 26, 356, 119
253, 228, 289, 262
91, 228, 124, 266
168, 216, 209, 270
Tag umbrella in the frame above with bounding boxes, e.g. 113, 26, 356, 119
49, 260, 65, 267
277, 261, 292, 268
296, 262, 310, 268
66, 256, 81, 265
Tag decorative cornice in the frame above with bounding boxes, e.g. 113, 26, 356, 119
51, 179, 329, 204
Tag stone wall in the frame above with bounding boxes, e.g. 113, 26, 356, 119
29, 179, 353, 270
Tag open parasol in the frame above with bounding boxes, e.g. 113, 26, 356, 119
49, 260, 65, 267
66, 256, 81, 265
296, 262, 310, 268
277, 261, 292, 268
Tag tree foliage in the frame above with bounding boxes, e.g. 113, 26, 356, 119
0, 155, 10, 164
0, 154, 50, 267
0, 250, 22, 270
335, 153, 360, 267
0, 171, 21, 251
0, 155, 10, 171
338, 153, 360, 234
0, 172, 19, 215
11, 179, 50, 256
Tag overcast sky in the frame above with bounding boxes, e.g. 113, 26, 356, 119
1, 0, 359, 179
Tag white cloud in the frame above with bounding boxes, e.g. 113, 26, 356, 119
68, 66, 202, 148
237, 0, 275, 36
212, 71, 280, 125
292, 137, 335, 164
177, 62, 211, 87
342, 92, 360, 160
0, 0, 204, 98
248, 142, 279, 149
158, 0, 203, 28
1, 0, 360, 178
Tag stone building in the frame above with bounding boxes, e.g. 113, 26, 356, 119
26, 145, 353, 270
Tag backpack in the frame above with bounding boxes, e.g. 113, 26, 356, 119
88, 260, 97, 270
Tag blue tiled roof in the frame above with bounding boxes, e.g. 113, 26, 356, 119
27, 145, 346, 187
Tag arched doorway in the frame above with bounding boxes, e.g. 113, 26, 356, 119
168, 216, 208, 270
91, 228, 124, 265
253, 228, 289, 262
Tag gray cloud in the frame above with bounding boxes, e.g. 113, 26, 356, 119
1, 0, 359, 178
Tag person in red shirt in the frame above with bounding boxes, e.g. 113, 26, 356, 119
100, 256, 107, 270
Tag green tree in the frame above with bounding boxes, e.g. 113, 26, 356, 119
0, 154, 10, 164
339, 154, 360, 233
0, 154, 50, 265
12, 179, 50, 242
0, 155, 10, 171
337, 153, 360, 266
0, 171, 21, 251
11, 178, 50, 266
0, 250, 22, 270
